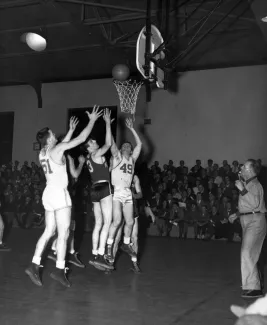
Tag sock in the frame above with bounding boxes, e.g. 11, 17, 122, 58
107, 238, 114, 245
92, 250, 98, 256
56, 260, 65, 269
131, 256, 137, 262
69, 249, 75, 254
32, 256, 41, 265
98, 248, 105, 256
123, 237, 130, 245
0, 241, 2, 245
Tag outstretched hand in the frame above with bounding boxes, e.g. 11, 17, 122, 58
103, 108, 111, 124
125, 117, 134, 129
85, 105, 103, 122
69, 116, 79, 131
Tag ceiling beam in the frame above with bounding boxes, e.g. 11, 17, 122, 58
0, 0, 38, 9
55, 0, 148, 14
0, 13, 153, 35
196, 7, 256, 23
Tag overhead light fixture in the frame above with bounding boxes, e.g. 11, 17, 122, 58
20, 32, 47, 52
262, 16, 267, 22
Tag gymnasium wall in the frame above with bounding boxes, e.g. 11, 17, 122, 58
0, 64, 267, 167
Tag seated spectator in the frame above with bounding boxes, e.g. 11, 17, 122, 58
210, 205, 229, 239
185, 202, 199, 239
171, 188, 181, 200
207, 193, 218, 213
196, 205, 211, 239
198, 183, 209, 201
196, 192, 206, 210
231, 160, 239, 175
175, 160, 185, 178
2, 192, 16, 240
218, 196, 229, 219
18, 196, 32, 228
206, 159, 214, 177
224, 176, 235, 198
27, 193, 44, 228
169, 201, 186, 238
186, 187, 196, 202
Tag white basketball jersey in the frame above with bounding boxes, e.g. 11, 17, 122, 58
39, 148, 68, 189
111, 156, 135, 189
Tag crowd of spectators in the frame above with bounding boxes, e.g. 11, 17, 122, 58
137, 158, 266, 241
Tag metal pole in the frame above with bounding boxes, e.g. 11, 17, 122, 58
144, 0, 151, 78
0, 0, 38, 9
56, 0, 147, 13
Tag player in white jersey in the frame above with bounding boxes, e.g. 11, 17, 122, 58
25, 106, 102, 287
112, 175, 143, 273
105, 118, 142, 264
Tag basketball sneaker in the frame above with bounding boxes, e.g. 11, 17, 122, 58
131, 261, 141, 274
50, 267, 71, 288
25, 263, 43, 286
68, 252, 85, 268
105, 244, 114, 263
120, 243, 137, 259
93, 255, 114, 270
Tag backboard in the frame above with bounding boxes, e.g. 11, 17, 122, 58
136, 24, 165, 89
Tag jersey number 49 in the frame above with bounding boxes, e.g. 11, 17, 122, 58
120, 163, 133, 174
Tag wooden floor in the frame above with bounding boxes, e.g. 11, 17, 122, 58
0, 229, 258, 325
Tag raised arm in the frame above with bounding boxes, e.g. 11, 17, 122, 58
93, 108, 112, 158
51, 105, 102, 159
67, 155, 85, 179
110, 134, 120, 159
61, 116, 79, 143
125, 118, 142, 161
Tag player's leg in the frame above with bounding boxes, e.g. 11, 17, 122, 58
131, 218, 138, 254
89, 202, 103, 264
47, 237, 57, 261
106, 199, 123, 263
50, 206, 72, 287
25, 210, 56, 286
130, 217, 141, 273
93, 194, 114, 269
112, 222, 124, 261
66, 217, 85, 268
121, 203, 136, 258
0, 213, 10, 251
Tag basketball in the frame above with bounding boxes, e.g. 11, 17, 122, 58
112, 64, 130, 81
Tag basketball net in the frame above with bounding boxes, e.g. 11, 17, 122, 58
113, 79, 143, 120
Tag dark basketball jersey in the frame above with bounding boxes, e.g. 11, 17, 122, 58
86, 155, 110, 184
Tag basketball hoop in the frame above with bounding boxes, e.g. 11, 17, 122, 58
113, 79, 143, 120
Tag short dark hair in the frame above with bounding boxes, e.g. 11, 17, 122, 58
36, 127, 50, 148
121, 141, 133, 150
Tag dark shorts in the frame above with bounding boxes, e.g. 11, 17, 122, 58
91, 181, 112, 203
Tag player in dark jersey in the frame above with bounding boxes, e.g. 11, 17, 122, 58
111, 174, 142, 273
70, 108, 113, 270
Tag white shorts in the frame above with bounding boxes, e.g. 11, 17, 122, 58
42, 186, 72, 212
113, 188, 133, 206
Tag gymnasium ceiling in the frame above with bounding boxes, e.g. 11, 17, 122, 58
0, 0, 267, 86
